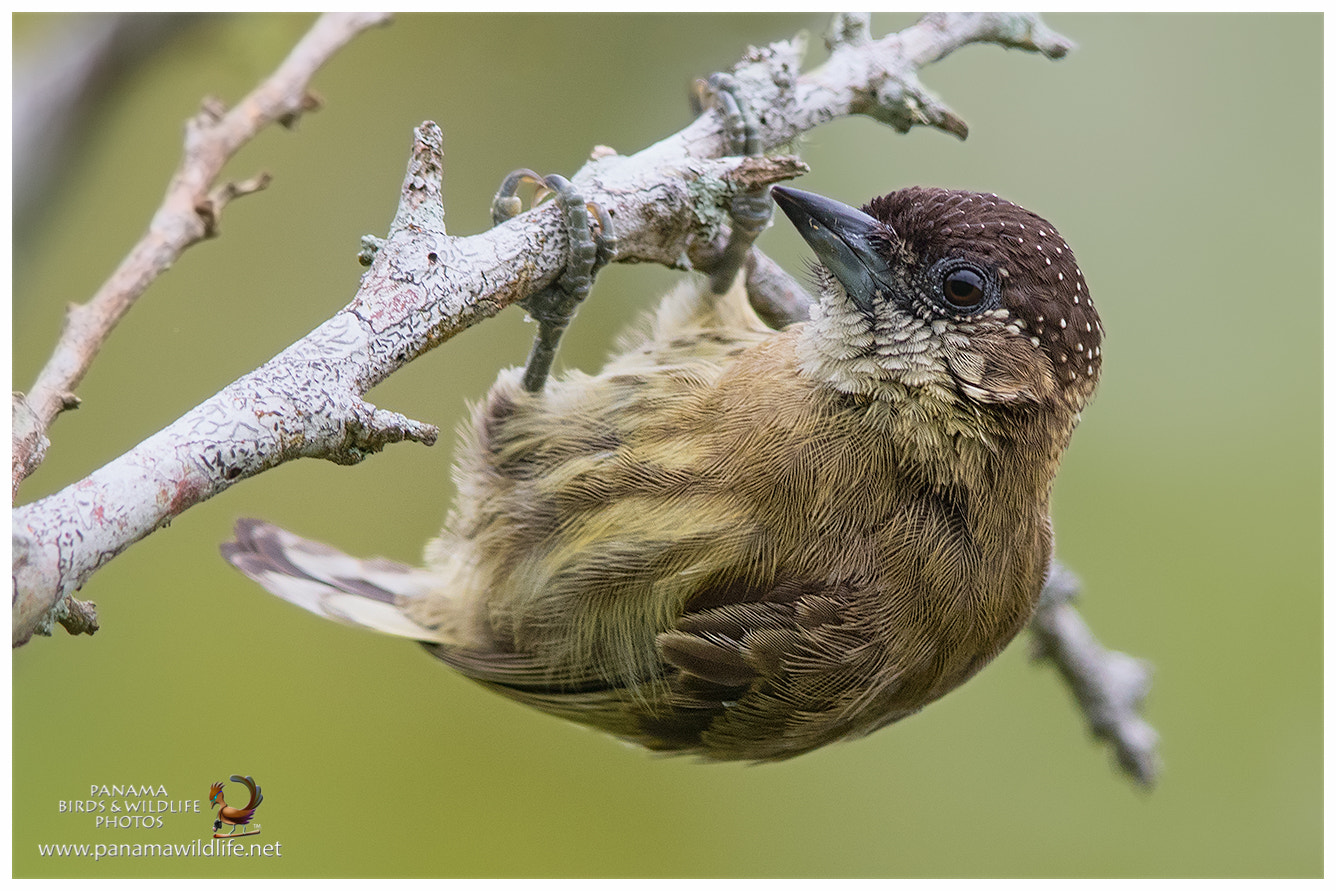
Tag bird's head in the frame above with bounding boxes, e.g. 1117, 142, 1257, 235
209, 782, 224, 809
772, 185, 1101, 415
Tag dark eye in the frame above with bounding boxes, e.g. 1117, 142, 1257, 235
942, 267, 986, 309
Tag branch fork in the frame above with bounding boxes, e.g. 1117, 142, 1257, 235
9, 11, 1066, 636
12, 10, 1159, 789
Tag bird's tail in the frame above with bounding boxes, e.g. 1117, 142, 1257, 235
230, 775, 263, 813
220, 519, 449, 643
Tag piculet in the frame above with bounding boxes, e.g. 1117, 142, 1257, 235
223, 185, 1102, 761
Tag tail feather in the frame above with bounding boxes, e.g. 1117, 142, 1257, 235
230, 775, 263, 813
221, 519, 447, 643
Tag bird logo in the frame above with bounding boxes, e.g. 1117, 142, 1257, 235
208, 774, 263, 838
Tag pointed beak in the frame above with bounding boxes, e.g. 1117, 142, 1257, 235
771, 186, 895, 314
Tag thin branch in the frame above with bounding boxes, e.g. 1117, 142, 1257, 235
12, 13, 1071, 651
11, 12, 392, 500
13, 13, 212, 235
1030, 562, 1161, 787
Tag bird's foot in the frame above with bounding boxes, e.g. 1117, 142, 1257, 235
491, 170, 616, 392
692, 73, 773, 294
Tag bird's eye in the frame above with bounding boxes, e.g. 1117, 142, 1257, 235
942, 267, 986, 309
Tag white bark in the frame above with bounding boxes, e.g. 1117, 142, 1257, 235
18, 12, 1078, 643
12, 12, 393, 499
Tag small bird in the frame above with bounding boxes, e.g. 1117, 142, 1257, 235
223, 185, 1101, 762
209, 775, 263, 836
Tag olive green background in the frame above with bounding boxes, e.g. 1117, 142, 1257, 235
12, 13, 1320, 878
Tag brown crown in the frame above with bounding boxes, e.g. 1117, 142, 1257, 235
866, 187, 1103, 394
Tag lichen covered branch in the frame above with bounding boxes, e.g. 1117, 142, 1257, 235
13, 13, 1074, 649
11, 12, 392, 500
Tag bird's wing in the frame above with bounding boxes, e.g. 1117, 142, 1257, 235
656, 589, 922, 759
427, 579, 910, 761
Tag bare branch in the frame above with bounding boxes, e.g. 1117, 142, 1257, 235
13, 13, 212, 233
1030, 562, 1162, 787
12, 13, 1072, 648
11, 12, 392, 499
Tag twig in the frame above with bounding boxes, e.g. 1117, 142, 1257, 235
1030, 562, 1162, 787
13, 13, 211, 234
11, 12, 392, 500
12, 13, 1071, 649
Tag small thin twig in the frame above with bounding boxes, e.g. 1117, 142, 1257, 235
1030, 562, 1161, 787
11, 12, 392, 500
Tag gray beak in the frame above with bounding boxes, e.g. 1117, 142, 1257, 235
771, 186, 895, 314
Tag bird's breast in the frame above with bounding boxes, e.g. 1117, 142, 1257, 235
438, 309, 1053, 757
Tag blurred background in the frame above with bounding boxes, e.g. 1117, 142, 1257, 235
12, 13, 1320, 878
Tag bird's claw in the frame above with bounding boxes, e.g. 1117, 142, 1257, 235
696, 72, 761, 157
491, 169, 616, 392
693, 73, 773, 293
